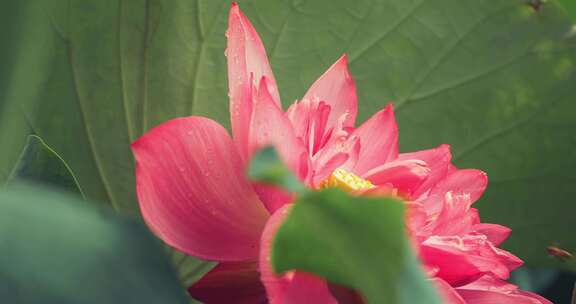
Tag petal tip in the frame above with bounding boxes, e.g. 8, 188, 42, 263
384, 103, 395, 112
477, 170, 489, 184
437, 144, 452, 160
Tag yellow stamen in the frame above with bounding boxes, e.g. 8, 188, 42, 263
320, 168, 374, 192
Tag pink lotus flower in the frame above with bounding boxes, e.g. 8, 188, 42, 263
131, 3, 551, 304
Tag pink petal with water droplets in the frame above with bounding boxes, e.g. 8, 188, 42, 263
351, 104, 398, 176
227, 3, 280, 159
132, 117, 269, 261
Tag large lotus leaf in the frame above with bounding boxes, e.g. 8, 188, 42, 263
0, 0, 575, 274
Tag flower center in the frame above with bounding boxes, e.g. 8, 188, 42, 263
320, 168, 374, 192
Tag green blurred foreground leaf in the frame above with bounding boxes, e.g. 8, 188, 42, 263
0, 185, 188, 304
248, 147, 305, 193
7, 135, 83, 196
273, 190, 441, 304
5, 135, 214, 297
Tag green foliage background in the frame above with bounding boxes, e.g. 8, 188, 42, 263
0, 0, 575, 300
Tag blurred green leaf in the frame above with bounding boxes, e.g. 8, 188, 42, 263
273, 189, 441, 303
0, 184, 188, 303
0, 0, 575, 273
7, 135, 83, 196
6, 135, 214, 297
558, 0, 576, 21
248, 147, 305, 193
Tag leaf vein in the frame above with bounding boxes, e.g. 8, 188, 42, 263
348, 0, 426, 63
66, 41, 117, 208
454, 90, 574, 162
117, 0, 136, 142
394, 3, 517, 112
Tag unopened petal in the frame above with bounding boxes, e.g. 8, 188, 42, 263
227, 3, 280, 158
301, 54, 357, 131
248, 77, 309, 180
